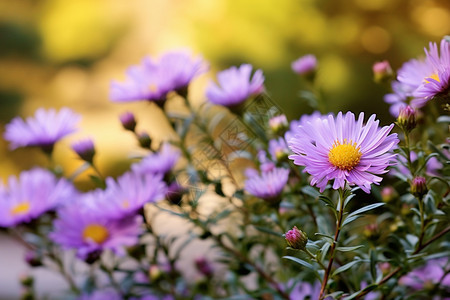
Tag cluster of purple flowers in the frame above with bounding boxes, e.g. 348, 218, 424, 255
385, 38, 450, 116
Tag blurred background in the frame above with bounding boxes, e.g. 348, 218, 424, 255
1, 0, 450, 180
0, 0, 449, 297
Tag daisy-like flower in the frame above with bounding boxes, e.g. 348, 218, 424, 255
268, 137, 290, 161
0, 168, 76, 228
103, 171, 167, 219
288, 112, 399, 193
110, 50, 206, 104
399, 258, 450, 291
132, 143, 181, 177
414, 39, 450, 102
4, 107, 81, 151
244, 167, 289, 203
206, 64, 264, 108
50, 195, 143, 259
284, 111, 330, 142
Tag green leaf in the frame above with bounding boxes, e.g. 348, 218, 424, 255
282, 256, 320, 279
336, 245, 364, 252
317, 242, 331, 263
345, 203, 385, 223
370, 249, 377, 282
315, 233, 334, 242
89, 175, 106, 189
301, 186, 320, 199
341, 214, 363, 227
331, 259, 365, 277
343, 194, 356, 209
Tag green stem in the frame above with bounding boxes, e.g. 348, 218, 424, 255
304, 248, 327, 270
416, 196, 426, 251
318, 188, 346, 300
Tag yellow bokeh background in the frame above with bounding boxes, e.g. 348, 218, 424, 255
0, 0, 449, 182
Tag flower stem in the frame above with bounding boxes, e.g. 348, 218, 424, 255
318, 188, 346, 300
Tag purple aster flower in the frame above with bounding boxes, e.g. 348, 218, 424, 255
285, 111, 331, 143
384, 80, 417, 117
414, 39, 450, 101
288, 112, 399, 193
0, 168, 76, 228
4, 107, 81, 150
291, 54, 317, 76
268, 137, 290, 161
132, 143, 181, 176
244, 167, 289, 203
206, 64, 265, 108
158, 50, 208, 95
78, 289, 122, 300
269, 114, 289, 134
72, 138, 95, 163
51, 195, 143, 259
285, 280, 321, 300
110, 50, 206, 104
392, 150, 444, 178
103, 171, 167, 219
400, 259, 450, 291
110, 57, 171, 104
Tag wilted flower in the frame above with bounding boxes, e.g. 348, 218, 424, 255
291, 54, 317, 77
51, 195, 143, 259
288, 112, 399, 193
206, 64, 264, 108
3, 107, 81, 151
0, 168, 76, 228
285, 226, 307, 250
72, 138, 95, 164
132, 143, 181, 177
119, 111, 137, 132
110, 50, 206, 105
244, 167, 289, 204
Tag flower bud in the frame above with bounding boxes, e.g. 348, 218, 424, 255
269, 115, 289, 135
149, 265, 162, 281
291, 55, 317, 81
285, 226, 308, 250
410, 176, 428, 198
373, 60, 393, 83
119, 111, 137, 132
381, 186, 397, 203
397, 106, 417, 133
195, 257, 214, 277
138, 132, 152, 149
72, 138, 95, 164
19, 274, 34, 288
24, 250, 42, 267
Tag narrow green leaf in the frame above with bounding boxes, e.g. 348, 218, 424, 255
282, 256, 320, 279
336, 245, 364, 252
315, 233, 334, 242
331, 259, 364, 277
317, 242, 331, 263
343, 194, 356, 209
301, 186, 320, 198
342, 214, 363, 227
346, 203, 385, 220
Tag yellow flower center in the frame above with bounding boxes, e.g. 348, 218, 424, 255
425, 73, 440, 84
328, 140, 362, 171
149, 83, 158, 93
82, 224, 109, 244
10, 202, 31, 216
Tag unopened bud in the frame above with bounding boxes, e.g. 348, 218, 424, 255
410, 176, 428, 198
138, 132, 152, 149
119, 112, 137, 132
71, 138, 95, 164
285, 226, 308, 250
24, 250, 42, 267
291, 55, 317, 81
397, 106, 417, 133
19, 274, 34, 287
269, 115, 289, 135
373, 60, 393, 83
195, 257, 214, 277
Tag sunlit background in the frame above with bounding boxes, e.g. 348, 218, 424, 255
0, 0, 449, 297
1, 0, 450, 180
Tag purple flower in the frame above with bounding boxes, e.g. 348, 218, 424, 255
51, 193, 143, 259
269, 114, 289, 134
285, 111, 330, 142
244, 167, 289, 203
78, 289, 122, 300
132, 143, 181, 176
291, 54, 317, 75
268, 137, 290, 161
288, 112, 399, 193
414, 39, 450, 101
119, 111, 137, 132
392, 150, 444, 178
0, 168, 76, 228
110, 50, 206, 104
384, 80, 417, 117
103, 171, 167, 218
285, 226, 307, 250
4, 107, 81, 150
206, 64, 264, 107
72, 138, 95, 163
400, 259, 450, 291
286, 280, 321, 300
